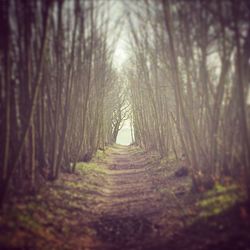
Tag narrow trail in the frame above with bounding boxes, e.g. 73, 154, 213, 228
92, 146, 162, 248
84, 145, 190, 250
97, 145, 161, 216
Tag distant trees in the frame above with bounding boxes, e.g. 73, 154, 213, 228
0, 0, 121, 206
127, 0, 250, 195
102, 72, 130, 145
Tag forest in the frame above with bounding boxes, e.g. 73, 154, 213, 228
0, 0, 250, 249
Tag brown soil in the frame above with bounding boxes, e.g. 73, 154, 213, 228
0, 145, 249, 250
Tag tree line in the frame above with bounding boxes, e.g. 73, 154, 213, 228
128, 0, 250, 196
0, 0, 126, 207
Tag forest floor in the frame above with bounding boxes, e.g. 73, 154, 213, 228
0, 145, 250, 250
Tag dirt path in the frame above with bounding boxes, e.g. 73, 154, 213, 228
1, 145, 249, 250
85, 145, 192, 250
92, 145, 162, 249
96, 145, 162, 217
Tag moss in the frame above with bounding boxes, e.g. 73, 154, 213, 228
93, 150, 106, 160
198, 183, 244, 218
16, 213, 42, 231
63, 180, 83, 188
76, 162, 107, 174
27, 202, 39, 210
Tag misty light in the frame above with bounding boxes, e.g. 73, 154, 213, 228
116, 119, 133, 145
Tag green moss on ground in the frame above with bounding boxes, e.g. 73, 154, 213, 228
76, 162, 107, 174
198, 183, 245, 218
93, 149, 106, 161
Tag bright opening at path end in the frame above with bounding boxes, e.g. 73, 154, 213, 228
116, 121, 133, 146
